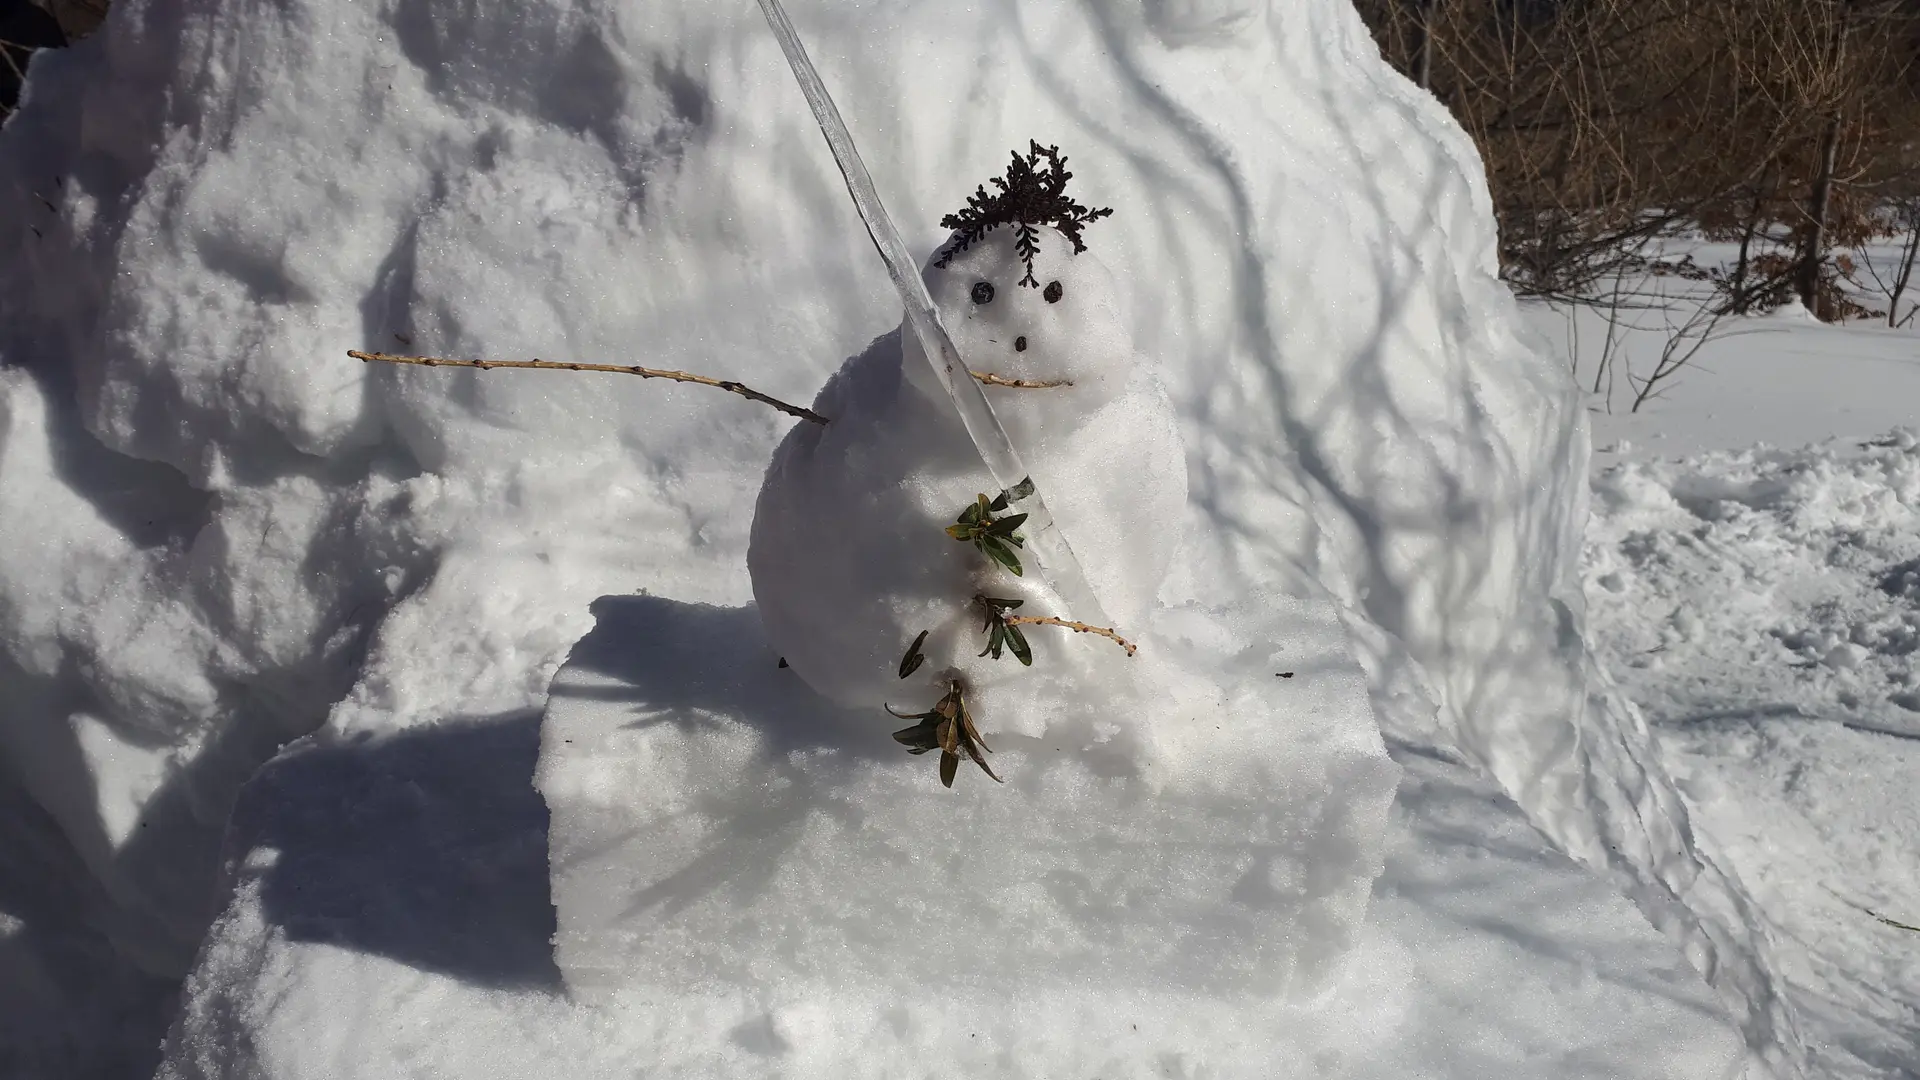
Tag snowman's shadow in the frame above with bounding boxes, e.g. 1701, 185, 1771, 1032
556, 594, 895, 762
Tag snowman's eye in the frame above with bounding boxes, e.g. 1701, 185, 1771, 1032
971, 281, 995, 305
1043, 280, 1063, 304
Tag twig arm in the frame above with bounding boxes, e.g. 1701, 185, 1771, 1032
348, 350, 829, 426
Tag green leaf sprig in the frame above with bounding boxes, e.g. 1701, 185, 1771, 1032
946, 491, 1027, 576
975, 595, 1033, 666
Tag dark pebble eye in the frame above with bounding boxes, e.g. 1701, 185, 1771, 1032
1043, 280, 1063, 303
971, 281, 995, 305
1014, 336, 1028, 352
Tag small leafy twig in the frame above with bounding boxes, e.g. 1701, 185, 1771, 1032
348, 350, 828, 425
1005, 614, 1136, 656
946, 492, 1027, 576
972, 370, 1072, 389
888, 680, 1002, 787
934, 141, 1114, 287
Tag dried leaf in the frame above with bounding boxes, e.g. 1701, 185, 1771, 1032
939, 750, 959, 788
979, 621, 1003, 658
891, 716, 940, 750
961, 739, 1003, 783
898, 629, 929, 679
958, 702, 989, 754
1006, 622, 1032, 666
936, 717, 961, 756
957, 710, 1003, 782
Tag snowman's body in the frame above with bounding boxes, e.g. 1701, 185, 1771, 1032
749, 226, 1186, 716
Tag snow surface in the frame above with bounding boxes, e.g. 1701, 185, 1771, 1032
1509, 241, 1920, 1079
1583, 427, 1920, 1080
155, 716, 1740, 1080
1517, 237, 1920, 458
0, 0, 1818, 1074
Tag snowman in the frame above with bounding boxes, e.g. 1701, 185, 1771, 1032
748, 143, 1187, 783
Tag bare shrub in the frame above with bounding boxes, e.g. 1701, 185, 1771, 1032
1355, 0, 1920, 316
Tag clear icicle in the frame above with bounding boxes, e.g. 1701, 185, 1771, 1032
754, 0, 1112, 629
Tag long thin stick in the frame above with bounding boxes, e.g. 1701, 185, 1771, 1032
1006, 615, 1137, 656
351, 350, 1061, 423
754, 0, 1111, 629
1822, 885, 1920, 933
348, 350, 829, 426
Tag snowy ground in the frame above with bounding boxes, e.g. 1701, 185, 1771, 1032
1520, 260, 1920, 1079
1, 0, 1914, 1076
152, 710, 1742, 1080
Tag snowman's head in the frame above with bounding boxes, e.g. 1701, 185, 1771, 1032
915, 224, 1131, 398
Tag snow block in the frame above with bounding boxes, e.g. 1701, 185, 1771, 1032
538, 591, 1399, 1037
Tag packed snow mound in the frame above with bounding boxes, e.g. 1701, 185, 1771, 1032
0, 0, 1793, 1071
750, 225, 1186, 711
157, 715, 1739, 1080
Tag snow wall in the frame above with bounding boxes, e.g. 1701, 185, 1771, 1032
0, 0, 1797, 1074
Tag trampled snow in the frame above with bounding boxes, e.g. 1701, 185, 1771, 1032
1584, 430, 1920, 1080
0, 0, 1806, 1075
1506, 232, 1920, 1080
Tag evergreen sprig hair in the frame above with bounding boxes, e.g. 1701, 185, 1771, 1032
934, 141, 1114, 287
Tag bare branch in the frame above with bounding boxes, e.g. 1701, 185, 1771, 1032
1630, 289, 1728, 413
1004, 615, 1138, 656
348, 350, 829, 425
